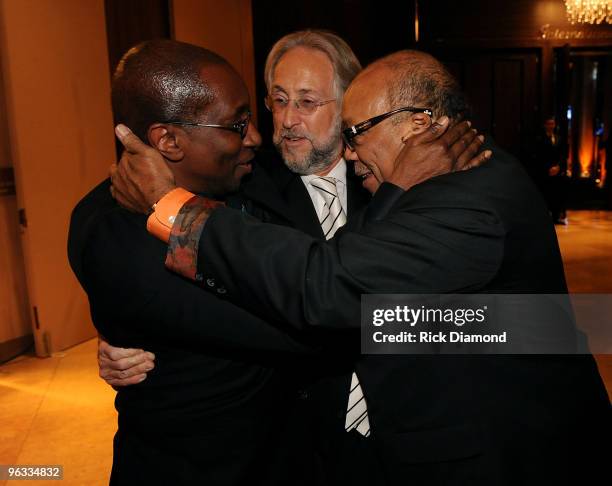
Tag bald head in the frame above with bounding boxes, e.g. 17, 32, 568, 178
341, 50, 471, 191
111, 39, 232, 143
348, 50, 469, 122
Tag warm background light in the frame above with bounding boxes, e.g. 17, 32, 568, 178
565, 0, 612, 24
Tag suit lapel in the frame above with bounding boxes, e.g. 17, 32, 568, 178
242, 153, 370, 239
240, 163, 293, 222
241, 153, 324, 238
284, 176, 325, 238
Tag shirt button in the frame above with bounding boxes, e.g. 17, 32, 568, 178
217, 287, 227, 295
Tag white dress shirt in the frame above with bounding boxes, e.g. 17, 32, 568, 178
300, 159, 348, 219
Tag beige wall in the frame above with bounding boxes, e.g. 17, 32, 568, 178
0, 197, 30, 343
172, 0, 258, 120
0, 0, 115, 354
0, 39, 10, 168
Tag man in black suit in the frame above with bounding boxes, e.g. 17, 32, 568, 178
68, 39, 317, 485
110, 50, 610, 486
234, 30, 375, 484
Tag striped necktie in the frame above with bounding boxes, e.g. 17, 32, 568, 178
310, 176, 346, 239
310, 176, 371, 437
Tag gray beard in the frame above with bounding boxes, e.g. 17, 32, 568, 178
275, 135, 341, 176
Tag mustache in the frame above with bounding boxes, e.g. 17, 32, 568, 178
277, 129, 312, 141
353, 161, 372, 177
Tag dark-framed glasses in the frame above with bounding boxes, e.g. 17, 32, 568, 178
265, 95, 336, 115
342, 106, 433, 150
163, 111, 251, 139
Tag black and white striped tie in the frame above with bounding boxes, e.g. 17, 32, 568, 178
310, 176, 371, 438
310, 176, 346, 239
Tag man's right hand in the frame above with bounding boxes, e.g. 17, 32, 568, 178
110, 124, 177, 214
98, 337, 155, 387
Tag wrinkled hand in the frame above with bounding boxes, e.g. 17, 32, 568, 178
98, 337, 155, 387
387, 117, 492, 191
110, 124, 176, 213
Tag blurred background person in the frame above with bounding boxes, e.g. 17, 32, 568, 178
535, 116, 569, 225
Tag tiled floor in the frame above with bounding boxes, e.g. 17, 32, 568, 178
556, 210, 612, 293
0, 339, 116, 485
0, 210, 610, 485
556, 210, 612, 401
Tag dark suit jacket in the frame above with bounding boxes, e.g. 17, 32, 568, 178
233, 152, 378, 485
68, 179, 311, 486
194, 143, 611, 485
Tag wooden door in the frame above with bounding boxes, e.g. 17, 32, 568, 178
0, 0, 116, 355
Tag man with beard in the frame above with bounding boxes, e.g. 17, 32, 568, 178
235, 31, 376, 481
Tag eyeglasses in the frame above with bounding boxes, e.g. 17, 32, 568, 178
163, 111, 251, 139
342, 106, 433, 150
265, 95, 336, 115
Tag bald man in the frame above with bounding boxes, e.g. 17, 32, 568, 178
110, 50, 610, 485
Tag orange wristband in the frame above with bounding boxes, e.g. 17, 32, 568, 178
146, 187, 195, 242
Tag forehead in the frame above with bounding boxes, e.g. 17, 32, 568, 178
272, 46, 335, 95
199, 64, 249, 117
342, 69, 390, 126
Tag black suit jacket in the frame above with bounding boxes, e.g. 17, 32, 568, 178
68, 179, 310, 485
195, 143, 611, 485
233, 152, 378, 485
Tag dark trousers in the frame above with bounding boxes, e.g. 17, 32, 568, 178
545, 175, 568, 221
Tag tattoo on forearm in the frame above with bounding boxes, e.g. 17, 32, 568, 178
165, 197, 223, 281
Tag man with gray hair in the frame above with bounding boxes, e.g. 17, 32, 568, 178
263, 30, 361, 175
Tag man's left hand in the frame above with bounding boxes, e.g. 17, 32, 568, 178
110, 124, 177, 213
98, 337, 155, 387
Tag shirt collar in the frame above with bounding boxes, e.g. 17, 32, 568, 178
301, 158, 347, 187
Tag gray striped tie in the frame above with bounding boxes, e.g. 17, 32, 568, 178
310, 177, 346, 239
345, 371, 370, 437
310, 176, 371, 437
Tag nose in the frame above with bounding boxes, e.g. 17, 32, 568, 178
243, 120, 262, 149
344, 144, 358, 162
281, 101, 301, 129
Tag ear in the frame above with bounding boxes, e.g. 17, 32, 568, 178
400, 112, 432, 142
411, 112, 432, 129
147, 124, 184, 162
